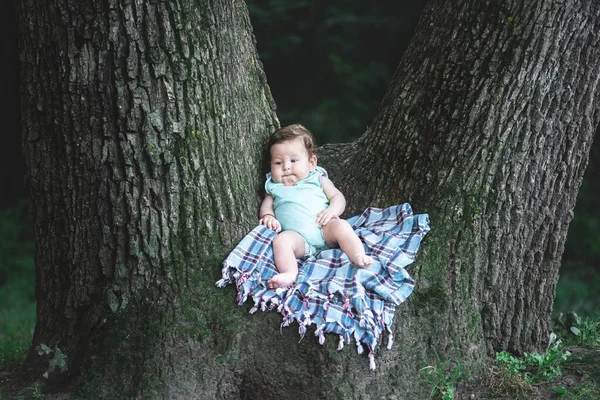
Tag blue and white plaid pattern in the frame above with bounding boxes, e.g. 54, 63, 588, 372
216, 204, 430, 369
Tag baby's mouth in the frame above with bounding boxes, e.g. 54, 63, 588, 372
281, 175, 296, 186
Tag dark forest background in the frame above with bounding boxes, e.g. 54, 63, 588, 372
1, 0, 598, 366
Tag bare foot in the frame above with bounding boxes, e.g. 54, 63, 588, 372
350, 253, 373, 267
268, 272, 297, 289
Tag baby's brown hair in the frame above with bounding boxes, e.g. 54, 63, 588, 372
267, 124, 316, 158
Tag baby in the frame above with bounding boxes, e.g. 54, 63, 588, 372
259, 124, 373, 289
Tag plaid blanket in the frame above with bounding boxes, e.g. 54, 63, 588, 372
216, 204, 430, 369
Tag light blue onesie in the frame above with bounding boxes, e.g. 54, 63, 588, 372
265, 166, 330, 255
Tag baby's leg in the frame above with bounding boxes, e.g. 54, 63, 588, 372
268, 231, 306, 289
323, 219, 373, 267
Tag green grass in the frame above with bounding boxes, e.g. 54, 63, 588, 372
420, 351, 464, 400
553, 374, 600, 400
553, 311, 600, 349
571, 317, 600, 347
0, 200, 36, 369
495, 333, 571, 384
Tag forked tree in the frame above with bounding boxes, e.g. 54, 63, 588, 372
14, 0, 600, 398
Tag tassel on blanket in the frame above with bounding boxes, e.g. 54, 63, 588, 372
356, 342, 364, 355
277, 298, 291, 314
215, 278, 228, 288
301, 312, 313, 327
342, 297, 354, 318
314, 324, 326, 345
280, 317, 292, 334
369, 353, 376, 371
298, 322, 307, 339
337, 335, 344, 351
386, 326, 394, 350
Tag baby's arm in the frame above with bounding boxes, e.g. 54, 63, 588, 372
259, 194, 281, 232
316, 177, 346, 227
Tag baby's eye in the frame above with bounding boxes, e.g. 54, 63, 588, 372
291, 159, 297, 163
274, 161, 282, 165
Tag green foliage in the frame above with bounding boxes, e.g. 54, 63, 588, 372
554, 312, 600, 347
553, 311, 584, 339
0, 200, 36, 368
420, 352, 463, 400
35, 344, 68, 378
571, 316, 600, 347
495, 333, 571, 384
495, 351, 527, 377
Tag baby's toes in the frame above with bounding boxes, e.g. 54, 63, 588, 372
362, 255, 374, 265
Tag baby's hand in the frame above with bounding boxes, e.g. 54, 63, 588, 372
259, 215, 281, 233
316, 208, 339, 227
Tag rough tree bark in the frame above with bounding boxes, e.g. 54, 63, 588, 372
14, 0, 600, 399
16, 0, 277, 396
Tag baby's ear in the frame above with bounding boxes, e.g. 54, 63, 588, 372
310, 155, 317, 169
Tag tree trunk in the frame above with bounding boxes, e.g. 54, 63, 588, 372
16, 0, 278, 395
15, 0, 600, 398
321, 0, 600, 371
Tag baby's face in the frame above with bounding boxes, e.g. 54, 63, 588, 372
270, 139, 316, 186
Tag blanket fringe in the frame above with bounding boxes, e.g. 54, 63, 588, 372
315, 324, 326, 345
215, 278, 228, 288
337, 335, 344, 350
369, 353, 376, 370
387, 326, 394, 349
356, 342, 364, 355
